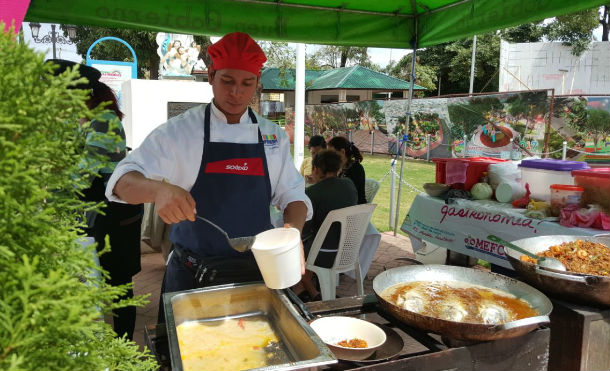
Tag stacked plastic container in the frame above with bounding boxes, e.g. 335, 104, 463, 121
571, 167, 610, 212
431, 157, 508, 190
518, 159, 589, 202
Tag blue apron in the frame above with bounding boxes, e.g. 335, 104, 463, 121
162, 104, 273, 294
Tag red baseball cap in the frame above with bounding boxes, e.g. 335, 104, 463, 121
207, 32, 267, 76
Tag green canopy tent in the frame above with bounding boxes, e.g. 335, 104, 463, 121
23, 0, 607, 232
25, 0, 605, 48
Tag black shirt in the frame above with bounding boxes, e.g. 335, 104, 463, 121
342, 161, 367, 204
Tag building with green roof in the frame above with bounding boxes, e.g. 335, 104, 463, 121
259, 65, 425, 118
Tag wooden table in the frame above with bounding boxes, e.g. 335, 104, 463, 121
548, 300, 610, 371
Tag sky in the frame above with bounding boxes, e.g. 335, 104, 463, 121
22, 23, 82, 62
23, 22, 604, 69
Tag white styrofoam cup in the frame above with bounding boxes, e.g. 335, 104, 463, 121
251, 227, 302, 289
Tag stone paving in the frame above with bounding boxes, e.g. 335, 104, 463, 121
131, 231, 416, 349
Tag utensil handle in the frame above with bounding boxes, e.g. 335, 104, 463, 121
284, 289, 315, 321
534, 266, 598, 284
196, 215, 229, 238
496, 315, 550, 331
488, 234, 540, 260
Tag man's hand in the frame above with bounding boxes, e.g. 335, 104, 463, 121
155, 182, 196, 224
283, 201, 308, 276
113, 171, 196, 224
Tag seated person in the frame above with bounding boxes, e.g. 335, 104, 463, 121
328, 136, 367, 204
300, 135, 327, 184
293, 149, 358, 300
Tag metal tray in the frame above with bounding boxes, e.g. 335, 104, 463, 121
163, 283, 337, 371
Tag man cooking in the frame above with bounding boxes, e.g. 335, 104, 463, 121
105, 32, 311, 303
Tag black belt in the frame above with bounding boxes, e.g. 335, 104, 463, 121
172, 245, 262, 287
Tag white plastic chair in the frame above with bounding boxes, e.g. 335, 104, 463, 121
364, 178, 380, 203
306, 203, 377, 301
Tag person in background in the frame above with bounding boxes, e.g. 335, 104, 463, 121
293, 149, 358, 301
300, 135, 327, 184
328, 136, 367, 204
104, 33, 311, 321
48, 59, 143, 340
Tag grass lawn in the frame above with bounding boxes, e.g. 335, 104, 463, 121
360, 154, 435, 234
298, 147, 436, 236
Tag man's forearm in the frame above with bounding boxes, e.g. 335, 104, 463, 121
282, 201, 307, 232
113, 171, 163, 205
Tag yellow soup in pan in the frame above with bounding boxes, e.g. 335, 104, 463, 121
381, 280, 538, 325
176, 316, 280, 371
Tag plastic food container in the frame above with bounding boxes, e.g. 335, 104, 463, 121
432, 157, 507, 190
571, 167, 610, 212
519, 159, 589, 201
549, 184, 584, 216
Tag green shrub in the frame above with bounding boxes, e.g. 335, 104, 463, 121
0, 26, 156, 370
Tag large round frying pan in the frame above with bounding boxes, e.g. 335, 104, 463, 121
373, 265, 552, 342
505, 235, 610, 308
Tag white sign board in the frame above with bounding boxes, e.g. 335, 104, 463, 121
402, 194, 598, 268
499, 41, 610, 95
90, 63, 133, 108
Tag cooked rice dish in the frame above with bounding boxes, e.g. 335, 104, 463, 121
520, 239, 609, 276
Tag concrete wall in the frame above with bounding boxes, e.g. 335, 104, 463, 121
121, 79, 213, 149
499, 41, 610, 94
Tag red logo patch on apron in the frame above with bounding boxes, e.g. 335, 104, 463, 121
205, 157, 265, 176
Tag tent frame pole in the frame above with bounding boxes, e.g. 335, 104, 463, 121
393, 14, 418, 236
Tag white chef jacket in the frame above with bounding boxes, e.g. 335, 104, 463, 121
105, 102, 312, 220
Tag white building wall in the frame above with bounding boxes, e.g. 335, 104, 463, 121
121, 79, 213, 149
499, 41, 610, 94
306, 89, 371, 105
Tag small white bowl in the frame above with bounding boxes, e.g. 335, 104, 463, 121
309, 316, 387, 361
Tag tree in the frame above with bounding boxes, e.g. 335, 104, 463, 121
68, 26, 157, 79
408, 7, 604, 96
500, 22, 545, 43
545, 8, 600, 56
414, 33, 501, 96
447, 97, 503, 140
388, 54, 438, 94
0, 26, 156, 371
506, 91, 549, 135
586, 109, 610, 151
562, 98, 610, 152
193, 35, 213, 69
260, 41, 295, 69
67, 26, 211, 79
311, 45, 370, 68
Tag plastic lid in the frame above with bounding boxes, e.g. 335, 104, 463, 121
550, 184, 584, 191
571, 167, 610, 178
519, 159, 590, 171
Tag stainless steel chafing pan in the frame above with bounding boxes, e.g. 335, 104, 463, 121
163, 282, 336, 371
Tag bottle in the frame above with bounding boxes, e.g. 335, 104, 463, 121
481, 171, 489, 184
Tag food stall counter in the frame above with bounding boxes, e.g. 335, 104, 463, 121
401, 194, 599, 269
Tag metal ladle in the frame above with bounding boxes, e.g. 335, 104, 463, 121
488, 234, 566, 271
195, 215, 256, 253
